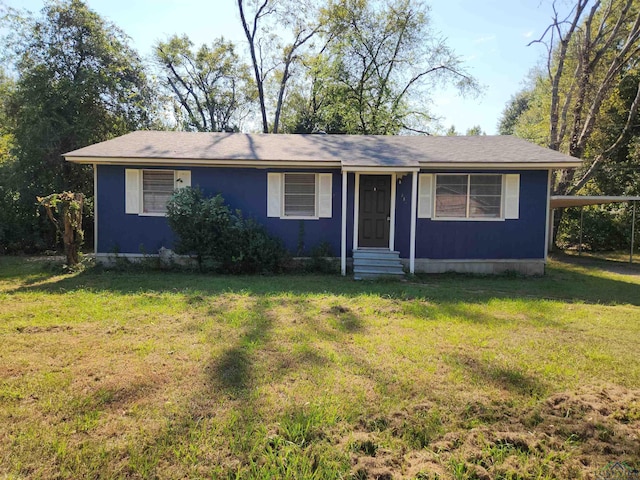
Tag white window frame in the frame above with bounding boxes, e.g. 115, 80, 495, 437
283, 172, 318, 219
140, 169, 176, 217
267, 172, 332, 220
431, 173, 507, 222
125, 169, 191, 217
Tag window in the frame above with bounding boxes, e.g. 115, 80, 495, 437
267, 172, 332, 219
284, 173, 316, 217
142, 170, 175, 214
469, 175, 502, 218
435, 174, 502, 219
125, 169, 191, 216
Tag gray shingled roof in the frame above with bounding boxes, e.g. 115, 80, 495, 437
64, 131, 581, 167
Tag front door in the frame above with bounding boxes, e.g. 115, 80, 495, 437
358, 175, 391, 248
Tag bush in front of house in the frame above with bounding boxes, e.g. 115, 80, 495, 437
166, 187, 288, 273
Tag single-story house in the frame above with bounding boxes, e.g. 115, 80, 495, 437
64, 131, 581, 277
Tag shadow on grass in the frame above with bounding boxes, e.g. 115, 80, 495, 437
203, 296, 336, 397
4, 255, 640, 307
447, 353, 548, 398
204, 299, 273, 396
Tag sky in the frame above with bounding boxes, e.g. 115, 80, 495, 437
2, 0, 567, 135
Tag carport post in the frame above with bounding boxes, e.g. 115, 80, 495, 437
631, 201, 636, 265
579, 207, 584, 256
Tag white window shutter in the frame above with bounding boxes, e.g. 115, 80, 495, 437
318, 173, 332, 218
267, 172, 282, 217
504, 174, 520, 219
175, 170, 191, 189
418, 174, 433, 218
125, 169, 140, 214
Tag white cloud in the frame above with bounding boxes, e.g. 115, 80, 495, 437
523, 30, 534, 38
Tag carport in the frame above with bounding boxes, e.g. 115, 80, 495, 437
549, 196, 640, 262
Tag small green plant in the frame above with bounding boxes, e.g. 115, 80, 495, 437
401, 409, 443, 449
297, 220, 305, 256
349, 439, 378, 456
307, 241, 338, 273
278, 406, 327, 447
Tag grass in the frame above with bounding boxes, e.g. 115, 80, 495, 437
0, 255, 639, 479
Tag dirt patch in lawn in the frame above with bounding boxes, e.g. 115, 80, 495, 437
345, 385, 640, 479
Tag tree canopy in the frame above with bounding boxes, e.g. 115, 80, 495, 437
154, 35, 255, 132
498, 0, 640, 247
500, 0, 640, 197
280, 0, 477, 135
0, 0, 154, 251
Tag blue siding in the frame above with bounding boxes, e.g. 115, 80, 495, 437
408, 170, 548, 260
97, 166, 547, 261
96, 165, 347, 256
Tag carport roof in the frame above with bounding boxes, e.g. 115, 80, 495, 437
550, 196, 640, 208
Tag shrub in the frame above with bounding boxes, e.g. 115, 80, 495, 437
166, 187, 233, 269
227, 212, 288, 273
166, 187, 288, 273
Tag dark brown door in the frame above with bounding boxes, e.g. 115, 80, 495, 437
358, 175, 391, 248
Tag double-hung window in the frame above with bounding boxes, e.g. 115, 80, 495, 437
142, 170, 175, 214
435, 174, 502, 219
125, 169, 191, 216
284, 173, 316, 217
418, 173, 520, 220
267, 172, 333, 219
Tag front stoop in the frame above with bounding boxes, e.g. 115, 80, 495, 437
353, 249, 405, 280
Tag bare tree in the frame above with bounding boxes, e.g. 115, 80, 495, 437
237, 0, 322, 133
530, 0, 640, 196
237, 0, 272, 133
154, 35, 254, 132
282, 0, 477, 135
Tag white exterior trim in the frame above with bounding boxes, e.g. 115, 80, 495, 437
341, 171, 347, 276
432, 173, 508, 221
353, 173, 394, 250
342, 166, 419, 173
431, 217, 506, 222
93, 164, 98, 254
544, 169, 552, 261
417, 173, 433, 219
67, 156, 342, 168
353, 173, 360, 251
318, 173, 333, 218
419, 162, 582, 169
410, 171, 418, 274
503, 174, 520, 219
67, 156, 581, 170
267, 172, 282, 217
389, 173, 397, 251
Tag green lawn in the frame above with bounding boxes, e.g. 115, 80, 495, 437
1, 256, 639, 479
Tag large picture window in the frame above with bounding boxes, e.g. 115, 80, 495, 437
435, 174, 502, 219
283, 173, 316, 217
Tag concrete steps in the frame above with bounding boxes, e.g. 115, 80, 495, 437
353, 249, 405, 280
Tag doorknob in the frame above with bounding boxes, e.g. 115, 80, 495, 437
386, 216, 390, 221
